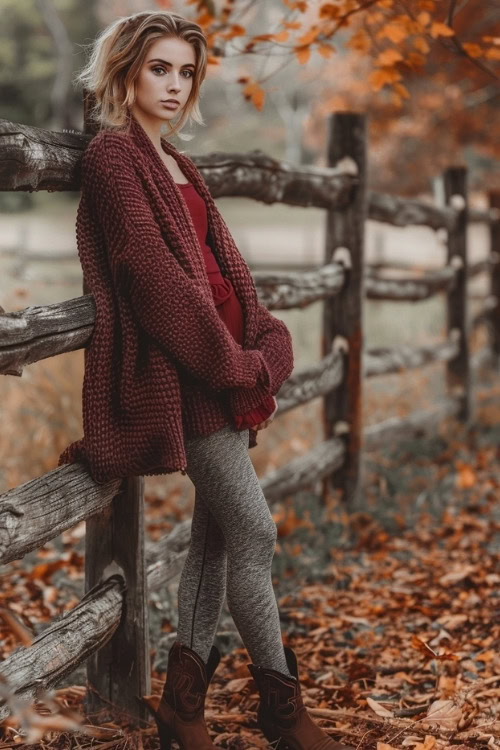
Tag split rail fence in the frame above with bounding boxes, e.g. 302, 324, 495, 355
0, 107, 498, 726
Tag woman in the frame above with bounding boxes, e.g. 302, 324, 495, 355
59, 10, 351, 750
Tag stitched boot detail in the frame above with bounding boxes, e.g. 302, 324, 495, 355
247, 646, 354, 750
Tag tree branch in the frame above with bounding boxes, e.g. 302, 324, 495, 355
444, 0, 499, 81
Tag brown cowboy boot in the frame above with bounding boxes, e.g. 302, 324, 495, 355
137, 640, 221, 749
247, 645, 354, 750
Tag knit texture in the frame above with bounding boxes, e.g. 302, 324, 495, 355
58, 113, 294, 483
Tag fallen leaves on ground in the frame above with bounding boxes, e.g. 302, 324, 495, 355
0, 382, 498, 749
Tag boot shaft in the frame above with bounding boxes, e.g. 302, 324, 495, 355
162, 641, 220, 721
248, 658, 304, 730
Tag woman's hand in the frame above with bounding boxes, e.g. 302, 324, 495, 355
252, 396, 278, 431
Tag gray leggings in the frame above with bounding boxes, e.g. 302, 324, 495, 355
175, 423, 291, 675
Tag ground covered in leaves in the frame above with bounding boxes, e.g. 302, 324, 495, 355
0, 376, 498, 749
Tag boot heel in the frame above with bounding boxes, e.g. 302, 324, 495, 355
155, 718, 174, 750
136, 695, 159, 721
136, 697, 175, 750
261, 720, 287, 749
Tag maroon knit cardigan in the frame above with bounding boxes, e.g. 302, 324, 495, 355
58, 114, 294, 483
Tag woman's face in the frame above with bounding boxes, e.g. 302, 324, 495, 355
132, 35, 196, 125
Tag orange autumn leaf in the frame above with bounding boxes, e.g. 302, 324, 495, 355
347, 29, 372, 53
317, 43, 335, 58
207, 55, 220, 65
368, 67, 402, 91
282, 0, 307, 10
242, 81, 266, 111
297, 27, 321, 46
252, 88, 265, 111
295, 45, 311, 64
242, 81, 259, 96
221, 24, 245, 39
417, 11, 431, 27
195, 10, 215, 28
320, 3, 340, 20
406, 51, 427, 67
366, 10, 384, 25
411, 636, 458, 662
376, 48, 404, 66
413, 736, 437, 750
252, 33, 279, 43
272, 30, 290, 42
456, 464, 476, 489
0, 607, 34, 647
276, 507, 310, 536
430, 21, 455, 38
377, 22, 409, 44
413, 35, 430, 53
485, 47, 500, 59
462, 43, 483, 57
476, 650, 496, 663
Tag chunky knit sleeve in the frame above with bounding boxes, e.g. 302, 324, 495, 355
234, 393, 277, 429
81, 133, 271, 394
228, 302, 294, 413
253, 303, 294, 393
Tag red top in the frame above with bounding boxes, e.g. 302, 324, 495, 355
176, 180, 275, 429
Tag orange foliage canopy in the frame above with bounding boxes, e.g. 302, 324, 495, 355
155, 0, 500, 111
154, 0, 499, 190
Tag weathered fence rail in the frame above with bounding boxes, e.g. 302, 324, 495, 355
0, 105, 498, 729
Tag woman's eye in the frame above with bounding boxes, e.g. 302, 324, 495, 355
152, 66, 193, 78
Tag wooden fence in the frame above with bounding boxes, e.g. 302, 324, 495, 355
0, 107, 498, 727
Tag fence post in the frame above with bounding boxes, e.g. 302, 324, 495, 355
488, 191, 500, 370
443, 166, 471, 422
82, 89, 151, 724
322, 112, 367, 508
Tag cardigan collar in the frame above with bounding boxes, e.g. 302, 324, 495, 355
127, 112, 181, 175
126, 113, 216, 295
123, 111, 259, 350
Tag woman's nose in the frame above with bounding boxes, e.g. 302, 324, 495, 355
168, 74, 182, 92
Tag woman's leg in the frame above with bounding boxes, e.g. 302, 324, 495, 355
176, 424, 291, 675
176, 487, 227, 664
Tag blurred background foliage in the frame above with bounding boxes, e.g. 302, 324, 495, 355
1, 0, 499, 213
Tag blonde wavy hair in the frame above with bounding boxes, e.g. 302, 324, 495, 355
74, 10, 208, 140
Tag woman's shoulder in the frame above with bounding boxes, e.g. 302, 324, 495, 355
81, 130, 141, 186
83, 128, 136, 166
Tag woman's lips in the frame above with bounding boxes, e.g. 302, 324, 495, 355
161, 101, 179, 109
